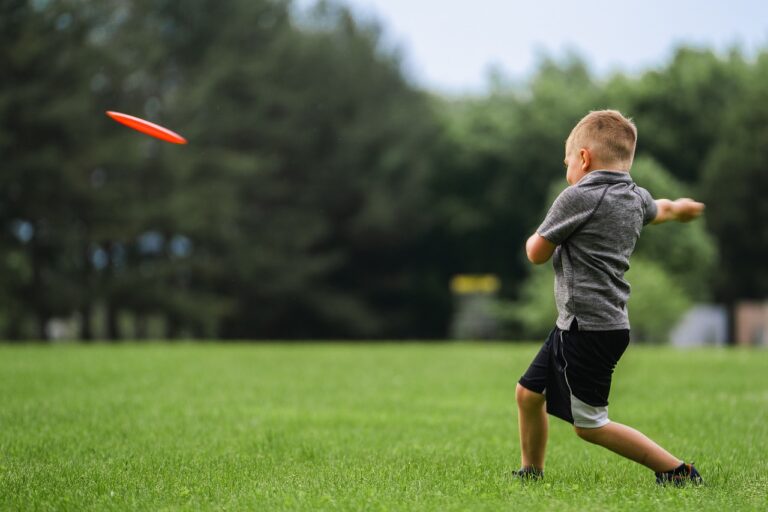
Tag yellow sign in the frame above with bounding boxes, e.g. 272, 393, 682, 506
450, 274, 501, 294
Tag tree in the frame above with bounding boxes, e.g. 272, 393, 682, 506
1, 0, 761, 341
622, 258, 692, 343
0, 0, 112, 339
1, 0, 445, 340
429, 54, 601, 303
700, 51, 768, 305
630, 156, 717, 300
608, 47, 748, 184
167, 0, 442, 338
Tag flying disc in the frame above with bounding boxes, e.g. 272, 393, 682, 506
106, 111, 187, 144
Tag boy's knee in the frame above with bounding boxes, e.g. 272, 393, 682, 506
574, 425, 603, 443
516, 383, 545, 409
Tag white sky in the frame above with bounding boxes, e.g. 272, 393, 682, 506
333, 0, 768, 93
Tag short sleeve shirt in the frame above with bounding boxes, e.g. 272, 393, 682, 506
537, 170, 657, 331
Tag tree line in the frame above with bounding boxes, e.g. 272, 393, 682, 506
2, 0, 765, 341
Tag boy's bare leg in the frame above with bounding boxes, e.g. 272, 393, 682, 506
515, 383, 548, 470
574, 422, 681, 472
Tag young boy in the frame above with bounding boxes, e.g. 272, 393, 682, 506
516, 110, 705, 485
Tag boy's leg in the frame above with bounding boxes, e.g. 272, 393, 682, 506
516, 383, 548, 470
574, 422, 680, 472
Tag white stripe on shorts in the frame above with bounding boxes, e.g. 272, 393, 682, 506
570, 394, 610, 428
560, 330, 610, 428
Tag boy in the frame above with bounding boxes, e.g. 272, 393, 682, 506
516, 110, 705, 485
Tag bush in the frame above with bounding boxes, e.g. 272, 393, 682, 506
501, 257, 690, 343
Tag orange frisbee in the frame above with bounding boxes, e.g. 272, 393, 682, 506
106, 111, 187, 144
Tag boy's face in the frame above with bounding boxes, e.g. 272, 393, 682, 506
564, 145, 590, 185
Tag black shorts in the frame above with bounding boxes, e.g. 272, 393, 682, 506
518, 321, 629, 428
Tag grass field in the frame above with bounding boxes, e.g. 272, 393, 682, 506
1, 343, 766, 511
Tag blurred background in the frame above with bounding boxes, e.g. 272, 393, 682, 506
2, 0, 767, 344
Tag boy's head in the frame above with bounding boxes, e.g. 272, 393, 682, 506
564, 110, 637, 185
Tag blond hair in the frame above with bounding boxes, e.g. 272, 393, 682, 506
566, 110, 637, 169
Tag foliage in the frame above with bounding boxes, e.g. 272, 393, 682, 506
629, 156, 717, 300
0, 2, 763, 340
606, 47, 748, 184
497, 263, 556, 340
2, 0, 441, 339
176, 1, 442, 338
430, 54, 600, 298
699, 52, 768, 303
0, 0, 116, 338
623, 258, 692, 342
502, 257, 690, 343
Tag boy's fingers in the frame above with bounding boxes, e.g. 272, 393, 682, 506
680, 201, 705, 222
684, 200, 705, 213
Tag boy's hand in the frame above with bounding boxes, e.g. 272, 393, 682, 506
652, 198, 705, 224
674, 198, 705, 222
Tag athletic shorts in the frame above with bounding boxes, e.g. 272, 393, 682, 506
518, 321, 630, 428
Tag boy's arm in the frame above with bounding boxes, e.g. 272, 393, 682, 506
526, 186, 592, 265
526, 233, 556, 265
651, 198, 705, 224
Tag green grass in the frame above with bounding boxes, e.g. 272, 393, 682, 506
1, 343, 766, 511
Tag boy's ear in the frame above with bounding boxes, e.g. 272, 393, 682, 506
579, 148, 592, 172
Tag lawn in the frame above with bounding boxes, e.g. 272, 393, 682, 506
1, 342, 766, 511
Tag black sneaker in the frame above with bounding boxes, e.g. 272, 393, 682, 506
514, 466, 544, 481
655, 462, 703, 486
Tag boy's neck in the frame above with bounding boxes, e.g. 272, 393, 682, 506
589, 168, 630, 174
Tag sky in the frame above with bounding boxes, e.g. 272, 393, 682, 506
329, 0, 768, 93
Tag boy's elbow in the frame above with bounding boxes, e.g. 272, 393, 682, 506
526, 234, 554, 264
526, 248, 546, 264
527, 253, 550, 265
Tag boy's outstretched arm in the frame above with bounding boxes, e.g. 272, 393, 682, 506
526, 233, 556, 264
651, 198, 705, 224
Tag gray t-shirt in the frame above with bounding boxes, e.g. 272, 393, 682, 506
537, 170, 657, 331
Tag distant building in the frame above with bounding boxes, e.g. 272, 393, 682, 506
670, 302, 768, 347
670, 304, 728, 347
735, 302, 768, 347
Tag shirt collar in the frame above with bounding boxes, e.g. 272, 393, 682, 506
578, 170, 633, 185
